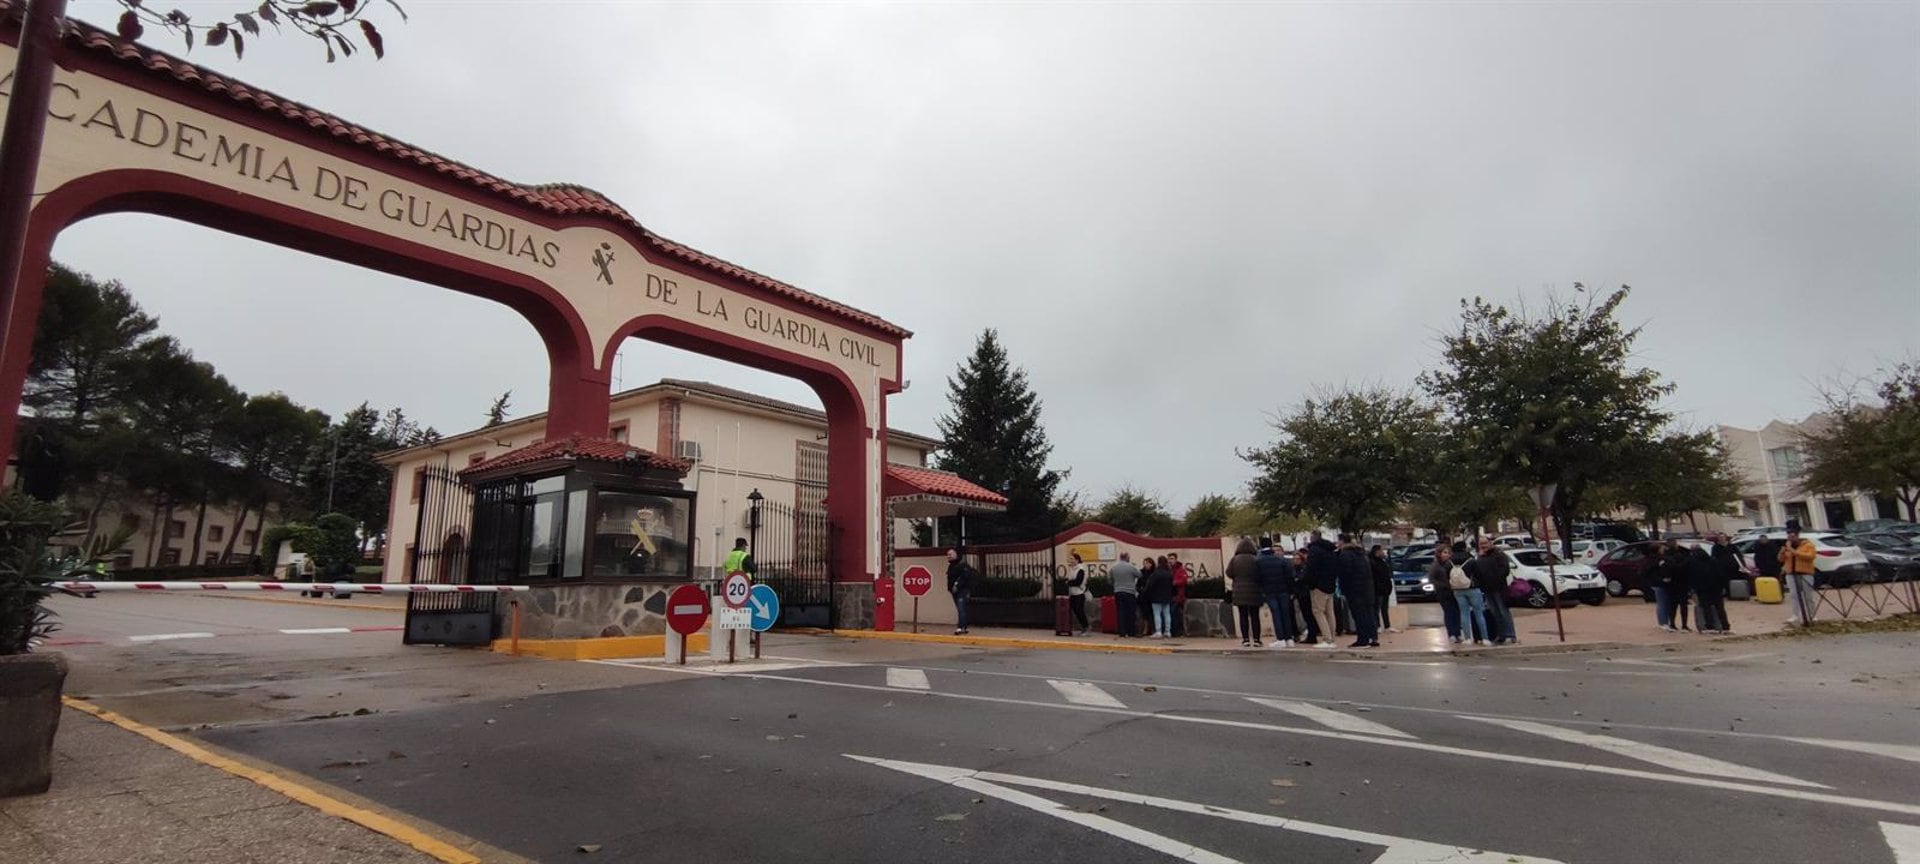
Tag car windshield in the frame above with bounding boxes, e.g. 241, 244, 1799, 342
1819, 535, 1857, 548
1512, 551, 1560, 566
1571, 541, 1592, 552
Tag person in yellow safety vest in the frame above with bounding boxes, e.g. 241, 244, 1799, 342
723, 537, 756, 575
1777, 522, 1819, 626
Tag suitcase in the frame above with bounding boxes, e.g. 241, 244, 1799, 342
1753, 576, 1782, 604
1727, 578, 1752, 601
1099, 596, 1117, 634
1054, 596, 1073, 636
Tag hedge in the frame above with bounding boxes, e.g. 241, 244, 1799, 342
971, 576, 1044, 599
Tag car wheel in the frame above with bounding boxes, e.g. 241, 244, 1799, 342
1606, 579, 1626, 597
1580, 591, 1606, 606
1525, 581, 1552, 609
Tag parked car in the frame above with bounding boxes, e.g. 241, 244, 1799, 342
1390, 553, 1439, 601
1849, 534, 1920, 582
1744, 531, 1874, 587
1733, 525, 1785, 540
1595, 540, 1714, 600
1844, 519, 1919, 537
1494, 533, 1536, 548
1570, 538, 1625, 565
1503, 548, 1607, 608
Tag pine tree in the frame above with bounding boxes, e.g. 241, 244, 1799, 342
934, 329, 1065, 544
485, 390, 512, 427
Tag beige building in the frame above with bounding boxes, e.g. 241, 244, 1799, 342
377, 379, 944, 583
49, 491, 274, 572
1714, 416, 1908, 532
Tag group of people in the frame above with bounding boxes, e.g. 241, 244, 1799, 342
1643, 534, 1745, 634
1421, 539, 1521, 645
1099, 551, 1194, 638
1215, 531, 1399, 649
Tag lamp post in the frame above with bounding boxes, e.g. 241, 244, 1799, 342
1529, 483, 1566, 643
746, 488, 763, 562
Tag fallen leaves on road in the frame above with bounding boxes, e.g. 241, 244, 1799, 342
387, 751, 406, 761
320, 759, 369, 770
1143, 686, 1158, 692
576, 844, 601, 854
1270, 779, 1296, 788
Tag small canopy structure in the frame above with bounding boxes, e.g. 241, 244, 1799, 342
883, 464, 1008, 520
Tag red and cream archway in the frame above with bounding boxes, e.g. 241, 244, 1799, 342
0, 8, 908, 626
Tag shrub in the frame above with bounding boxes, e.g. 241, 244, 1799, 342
971, 576, 1044, 599
0, 492, 73, 655
1184, 578, 1227, 600
1088, 575, 1113, 597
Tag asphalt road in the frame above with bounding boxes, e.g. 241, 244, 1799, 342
43, 594, 1920, 863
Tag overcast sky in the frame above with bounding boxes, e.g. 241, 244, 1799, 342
51, 1, 1919, 513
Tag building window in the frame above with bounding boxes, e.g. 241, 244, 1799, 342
1783, 501, 1812, 529
412, 467, 427, 502
204, 552, 220, 565
158, 548, 181, 566
1768, 447, 1804, 478
609, 421, 629, 443
208, 525, 225, 543
119, 513, 142, 532
166, 520, 186, 540
589, 491, 693, 579
243, 529, 258, 547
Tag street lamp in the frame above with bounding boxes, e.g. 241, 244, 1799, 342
1528, 483, 1566, 643
746, 488, 764, 562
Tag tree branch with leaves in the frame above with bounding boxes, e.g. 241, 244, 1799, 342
112, 0, 404, 61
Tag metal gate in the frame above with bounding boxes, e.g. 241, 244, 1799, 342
754, 499, 835, 628
404, 464, 494, 645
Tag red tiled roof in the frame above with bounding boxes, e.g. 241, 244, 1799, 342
459, 435, 688, 479
884, 464, 1009, 507
27, 5, 909, 339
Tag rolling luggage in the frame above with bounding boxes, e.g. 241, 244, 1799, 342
1753, 576, 1782, 604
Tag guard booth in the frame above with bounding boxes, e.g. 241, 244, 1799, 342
405, 435, 697, 645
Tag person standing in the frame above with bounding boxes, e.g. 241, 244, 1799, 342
1701, 535, 1739, 635
1168, 553, 1191, 638
1455, 547, 1491, 645
1779, 522, 1819, 627
1109, 553, 1141, 638
1651, 540, 1683, 632
724, 537, 756, 576
1428, 545, 1462, 643
1473, 539, 1517, 644
1255, 537, 1297, 647
1306, 532, 1340, 649
1136, 556, 1159, 636
946, 547, 975, 635
1145, 555, 1177, 639
1227, 538, 1263, 647
1339, 534, 1379, 648
1369, 545, 1395, 634
1291, 548, 1318, 645
1065, 552, 1091, 635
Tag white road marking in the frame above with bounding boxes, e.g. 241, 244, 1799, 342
607, 666, 1920, 818
1882, 822, 1920, 864
1612, 652, 1774, 669
1466, 717, 1828, 788
279, 627, 352, 635
1786, 737, 1920, 766
850, 755, 1564, 864
1248, 698, 1415, 739
127, 632, 216, 642
886, 668, 930, 690
1047, 679, 1126, 708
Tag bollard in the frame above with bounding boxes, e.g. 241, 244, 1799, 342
509, 598, 522, 656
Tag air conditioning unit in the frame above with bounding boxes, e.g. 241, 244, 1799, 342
675, 440, 703, 461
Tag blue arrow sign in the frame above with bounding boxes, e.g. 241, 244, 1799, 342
748, 583, 781, 632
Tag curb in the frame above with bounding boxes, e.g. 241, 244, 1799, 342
61, 697, 493, 864
789, 628, 1176, 655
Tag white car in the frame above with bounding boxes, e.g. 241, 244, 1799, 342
1733, 525, 1785, 539
1755, 531, 1873, 585
1495, 533, 1537, 548
1504, 548, 1608, 608
1571, 539, 1625, 565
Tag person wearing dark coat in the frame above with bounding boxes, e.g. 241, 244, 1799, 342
1691, 540, 1730, 634
1708, 535, 1743, 635
1226, 538, 1263, 646
1254, 537, 1298, 647
1144, 555, 1178, 639
1472, 539, 1517, 644
1136, 557, 1159, 636
1428, 545, 1461, 643
945, 548, 975, 635
1291, 549, 1320, 645
1369, 545, 1395, 634
1654, 542, 1693, 632
1305, 532, 1340, 648
1338, 535, 1379, 648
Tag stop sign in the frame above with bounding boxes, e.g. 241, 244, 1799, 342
666, 583, 710, 635
901, 565, 934, 597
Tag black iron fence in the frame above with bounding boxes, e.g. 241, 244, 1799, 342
405, 464, 491, 645
753, 499, 835, 628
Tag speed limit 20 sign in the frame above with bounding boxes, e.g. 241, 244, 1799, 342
722, 571, 752, 609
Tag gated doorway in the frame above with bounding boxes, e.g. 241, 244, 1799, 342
403, 464, 492, 645
754, 499, 836, 628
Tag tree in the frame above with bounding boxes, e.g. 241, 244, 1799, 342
1242, 386, 1441, 535
1421, 286, 1671, 559
219, 394, 328, 563
1090, 486, 1177, 536
933, 329, 1067, 543
1180, 494, 1235, 537
1607, 430, 1743, 537
1800, 361, 1920, 520
111, 0, 404, 62
1222, 502, 1317, 540
1405, 423, 1530, 539
485, 390, 512, 427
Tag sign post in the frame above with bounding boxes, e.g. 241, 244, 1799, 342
664, 583, 710, 665
748, 584, 780, 661
901, 565, 933, 634
1528, 484, 1566, 644
713, 571, 753, 663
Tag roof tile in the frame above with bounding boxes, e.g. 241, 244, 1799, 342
459, 435, 689, 480
885, 464, 1009, 507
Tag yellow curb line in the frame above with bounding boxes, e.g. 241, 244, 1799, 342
490, 632, 710, 660
799, 628, 1175, 655
62, 697, 481, 864
193, 593, 406, 614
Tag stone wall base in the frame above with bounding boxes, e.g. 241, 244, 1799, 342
833, 582, 874, 631
498, 583, 684, 640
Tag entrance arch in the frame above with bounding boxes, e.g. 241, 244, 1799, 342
0, 12, 910, 627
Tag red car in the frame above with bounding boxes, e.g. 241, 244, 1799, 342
1596, 539, 1751, 600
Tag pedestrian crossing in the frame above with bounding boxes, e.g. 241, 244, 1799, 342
1245, 697, 1416, 739
1464, 716, 1828, 788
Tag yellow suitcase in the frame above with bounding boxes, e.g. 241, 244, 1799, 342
1753, 576, 1783, 604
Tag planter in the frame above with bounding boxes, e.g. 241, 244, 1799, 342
0, 652, 68, 797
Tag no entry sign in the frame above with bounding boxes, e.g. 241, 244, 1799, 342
901, 565, 934, 597
666, 584, 710, 635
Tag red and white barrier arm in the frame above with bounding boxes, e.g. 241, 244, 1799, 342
50, 581, 530, 594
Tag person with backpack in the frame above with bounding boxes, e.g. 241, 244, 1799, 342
1428, 545, 1461, 643
1255, 537, 1298, 647
1064, 552, 1090, 635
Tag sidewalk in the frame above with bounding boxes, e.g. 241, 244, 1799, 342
824, 597, 1816, 657
0, 705, 440, 864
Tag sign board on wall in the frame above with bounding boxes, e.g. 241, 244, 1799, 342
1067, 542, 1119, 563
